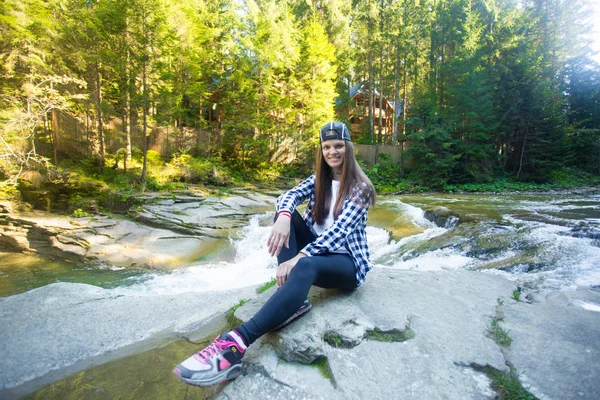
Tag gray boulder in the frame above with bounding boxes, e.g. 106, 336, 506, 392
423, 206, 461, 228
503, 287, 600, 400
222, 268, 600, 400
224, 269, 515, 400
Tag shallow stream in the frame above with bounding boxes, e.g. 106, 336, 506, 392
2, 190, 600, 398
2, 191, 600, 298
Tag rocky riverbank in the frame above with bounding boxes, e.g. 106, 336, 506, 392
1, 192, 599, 399
7, 268, 599, 400
0, 191, 275, 270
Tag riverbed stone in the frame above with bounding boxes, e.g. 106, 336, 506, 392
0, 282, 258, 397
0, 191, 276, 269
228, 268, 515, 400
134, 192, 274, 238
423, 206, 459, 227
226, 269, 600, 400
502, 287, 600, 400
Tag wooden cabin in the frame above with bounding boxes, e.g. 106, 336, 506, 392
339, 82, 402, 143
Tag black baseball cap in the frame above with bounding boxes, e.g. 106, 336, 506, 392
320, 121, 351, 142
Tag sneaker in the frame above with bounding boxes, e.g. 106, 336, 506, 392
173, 331, 246, 387
274, 299, 312, 330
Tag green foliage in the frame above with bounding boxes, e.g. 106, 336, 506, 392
72, 208, 90, 218
0, 183, 20, 202
488, 318, 512, 347
490, 367, 538, 400
1, 0, 599, 193
159, 154, 231, 186
405, 121, 459, 189
225, 299, 248, 331
256, 278, 277, 294
472, 364, 539, 400
487, 299, 512, 347
512, 289, 521, 302
359, 153, 402, 191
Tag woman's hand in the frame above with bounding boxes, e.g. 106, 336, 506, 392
267, 215, 291, 257
276, 253, 306, 287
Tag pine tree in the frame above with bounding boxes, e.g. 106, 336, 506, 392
295, 20, 337, 155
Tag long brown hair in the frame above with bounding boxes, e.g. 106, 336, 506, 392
313, 141, 376, 225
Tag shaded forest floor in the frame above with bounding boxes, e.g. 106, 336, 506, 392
2, 152, 599, 216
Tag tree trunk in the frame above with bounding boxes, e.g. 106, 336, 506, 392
125, 22, 132, 163
51, 108, 59, 165
378, 0, 384, 142
393, 45, 400, 144
368, 49, 374, 139
140, 57, 148, 183
403, 50, 408, 138
517, 117, 531, 180
95, 59, 105, 169
197, 99, 203, 155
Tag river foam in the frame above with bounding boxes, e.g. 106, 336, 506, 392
83, 193, 600, 296
369, 195, 600, 292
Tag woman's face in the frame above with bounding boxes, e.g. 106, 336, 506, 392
321, 139, 346, 172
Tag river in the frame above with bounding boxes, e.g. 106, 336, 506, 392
1, 190, 600, 397
2, 191, 600, 298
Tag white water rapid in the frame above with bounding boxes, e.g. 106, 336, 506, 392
74, 193, 600, 298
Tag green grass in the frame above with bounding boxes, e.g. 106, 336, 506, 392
512, 289, 521, 302
256, 278, 276, 294
488, 318, 513, 346
471, 363, 539, 400
225, 299, 248, 330
487, 297, 512, 347
364, 327, 416, 343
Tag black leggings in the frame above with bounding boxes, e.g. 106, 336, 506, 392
236, 210, 358, 346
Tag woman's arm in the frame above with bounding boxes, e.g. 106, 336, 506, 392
275, 174, 315, 215
268, 175, 316, 257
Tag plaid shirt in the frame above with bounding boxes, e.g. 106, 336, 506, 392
276, 174, 374, 286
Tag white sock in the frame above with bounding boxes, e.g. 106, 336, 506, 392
228, 330, 247, 351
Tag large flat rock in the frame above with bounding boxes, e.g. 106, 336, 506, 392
0, 191, 276, 269
223, 269, 517, 400
0, 282, 257, 397
503, 287, 600, 400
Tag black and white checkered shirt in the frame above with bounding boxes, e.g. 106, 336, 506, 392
276, 174, 374, 286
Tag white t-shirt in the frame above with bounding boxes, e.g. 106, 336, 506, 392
312, 180, 348, 254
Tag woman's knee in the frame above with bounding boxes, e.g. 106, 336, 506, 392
289, 257, 317, 281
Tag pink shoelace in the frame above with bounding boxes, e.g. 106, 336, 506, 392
195, 337, 235, 363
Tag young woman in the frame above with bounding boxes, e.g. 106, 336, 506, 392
173, 121, 376, 387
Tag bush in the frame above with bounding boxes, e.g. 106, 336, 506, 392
161, 154, 232, 185
359, 153, 403, 192
0, 181, 20, 201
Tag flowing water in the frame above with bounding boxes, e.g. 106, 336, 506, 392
370, 192, 600, 292
105, 191, 600, 294
2, 192, 600, 299
3, 191, 600, 398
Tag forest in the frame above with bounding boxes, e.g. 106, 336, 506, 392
1, 0, 600, 205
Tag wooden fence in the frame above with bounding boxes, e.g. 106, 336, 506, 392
354, 144, 404, 166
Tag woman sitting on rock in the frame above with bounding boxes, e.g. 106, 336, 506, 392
173, 121, 376, 387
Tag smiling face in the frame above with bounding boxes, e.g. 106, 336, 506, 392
321, 139, 346, 173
